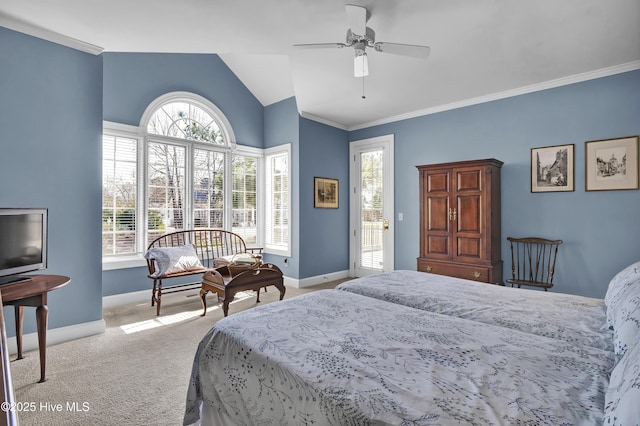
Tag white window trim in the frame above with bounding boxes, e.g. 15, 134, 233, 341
264, 144, 292, 257
102, 121, 146, 270
232, 145, 264, 250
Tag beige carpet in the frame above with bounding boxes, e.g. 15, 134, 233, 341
9, 280, 347, 425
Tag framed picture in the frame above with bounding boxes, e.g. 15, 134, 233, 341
314, 177, 339, 208
531, 144, 575, 192
585, 136, 639, 191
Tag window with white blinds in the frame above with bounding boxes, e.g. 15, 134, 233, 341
232, 155, 258, 245
102, 135, 138, 255
193, 148, 225, 229
265, 145, 291, 256
147, 141, 187, 245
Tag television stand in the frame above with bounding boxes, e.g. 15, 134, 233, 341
0, 275, 32, 287
1, 274, 70, 382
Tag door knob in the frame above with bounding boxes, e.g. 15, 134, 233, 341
383, 219, 389, 230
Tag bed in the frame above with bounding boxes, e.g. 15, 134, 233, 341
336, 270, 612, 351
184, 261, 640, 425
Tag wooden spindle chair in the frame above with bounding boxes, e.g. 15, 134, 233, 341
506, 237, 562, 291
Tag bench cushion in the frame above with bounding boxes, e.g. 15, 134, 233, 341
145, 244, 204, 278
214, 253, 260, 267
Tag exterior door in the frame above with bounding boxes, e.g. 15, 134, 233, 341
350, 135, 394, 277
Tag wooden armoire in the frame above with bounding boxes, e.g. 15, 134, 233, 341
417, 158, 503, 284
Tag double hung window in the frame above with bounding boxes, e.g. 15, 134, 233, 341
264, 145, 291, 256
102, 134, 138, 255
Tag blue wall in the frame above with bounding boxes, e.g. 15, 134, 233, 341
299, 118, 350, 277
351, 70, 640, 298
263, 97, 300, 277
262, 100, 351, 280
0, 27, 104, 335
103, 53, 263, 148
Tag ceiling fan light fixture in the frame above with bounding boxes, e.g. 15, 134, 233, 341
354, 52, 369, 77
294, 4, 430, 80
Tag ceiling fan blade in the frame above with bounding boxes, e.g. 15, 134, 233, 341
374, 42, 431, 59
293, 43, 347, 50
345, 4, 368, 36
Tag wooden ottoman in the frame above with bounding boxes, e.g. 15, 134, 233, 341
200, 262, 285, 317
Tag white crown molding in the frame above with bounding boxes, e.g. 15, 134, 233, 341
0, 12, 104, 55
348, 61, 640, 131
299, 111, 349, 131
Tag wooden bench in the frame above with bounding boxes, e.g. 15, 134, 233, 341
145, 229, 263, 315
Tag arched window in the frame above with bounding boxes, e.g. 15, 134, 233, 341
146, 101, 225, 145
141, 92, 235, 147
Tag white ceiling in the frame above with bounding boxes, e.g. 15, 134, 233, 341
1, 1, 639, 130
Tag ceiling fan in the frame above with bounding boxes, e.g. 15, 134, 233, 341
293, 4, 430, 78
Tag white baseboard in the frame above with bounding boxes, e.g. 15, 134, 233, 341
6, 319, 105, 356
103, 289, 150, 309
284, 270, 351, 289
103, 287, 205, 309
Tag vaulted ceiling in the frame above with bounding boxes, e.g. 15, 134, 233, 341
1, 0, 639, 130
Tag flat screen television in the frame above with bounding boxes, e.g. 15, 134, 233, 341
0, 208, 48, 286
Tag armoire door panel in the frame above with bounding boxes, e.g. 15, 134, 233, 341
427, 236, 450, 256
456, 169, 482, 192
457, 195, 481, 233
456, 236, 482, 259
427, 196, 449, 232
426, 172, 449, 192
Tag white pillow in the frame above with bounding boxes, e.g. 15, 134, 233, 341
145, 244, 205, 278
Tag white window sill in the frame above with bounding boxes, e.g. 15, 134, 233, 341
264, 247, 291, 258
102, 255, 147, 271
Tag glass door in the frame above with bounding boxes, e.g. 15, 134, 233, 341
350, 135, 394, 277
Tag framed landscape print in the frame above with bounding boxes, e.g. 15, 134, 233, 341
314, 177, 339, 208
585, 136, 639, 191
531, 144, 575, 192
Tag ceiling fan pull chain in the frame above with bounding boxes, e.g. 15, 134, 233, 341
362, 76, 366, 99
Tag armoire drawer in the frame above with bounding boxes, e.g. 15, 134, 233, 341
417, 259, 492, 283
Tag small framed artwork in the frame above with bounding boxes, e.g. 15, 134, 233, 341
531, 144, 575, 192
314, 177, 339, 208
585, 136, 639, 191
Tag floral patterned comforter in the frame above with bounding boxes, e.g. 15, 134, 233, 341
337, 270, 613, 351
184, 290, 612, 425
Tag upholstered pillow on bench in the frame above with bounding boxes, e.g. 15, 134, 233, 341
145, 244, 206, 278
